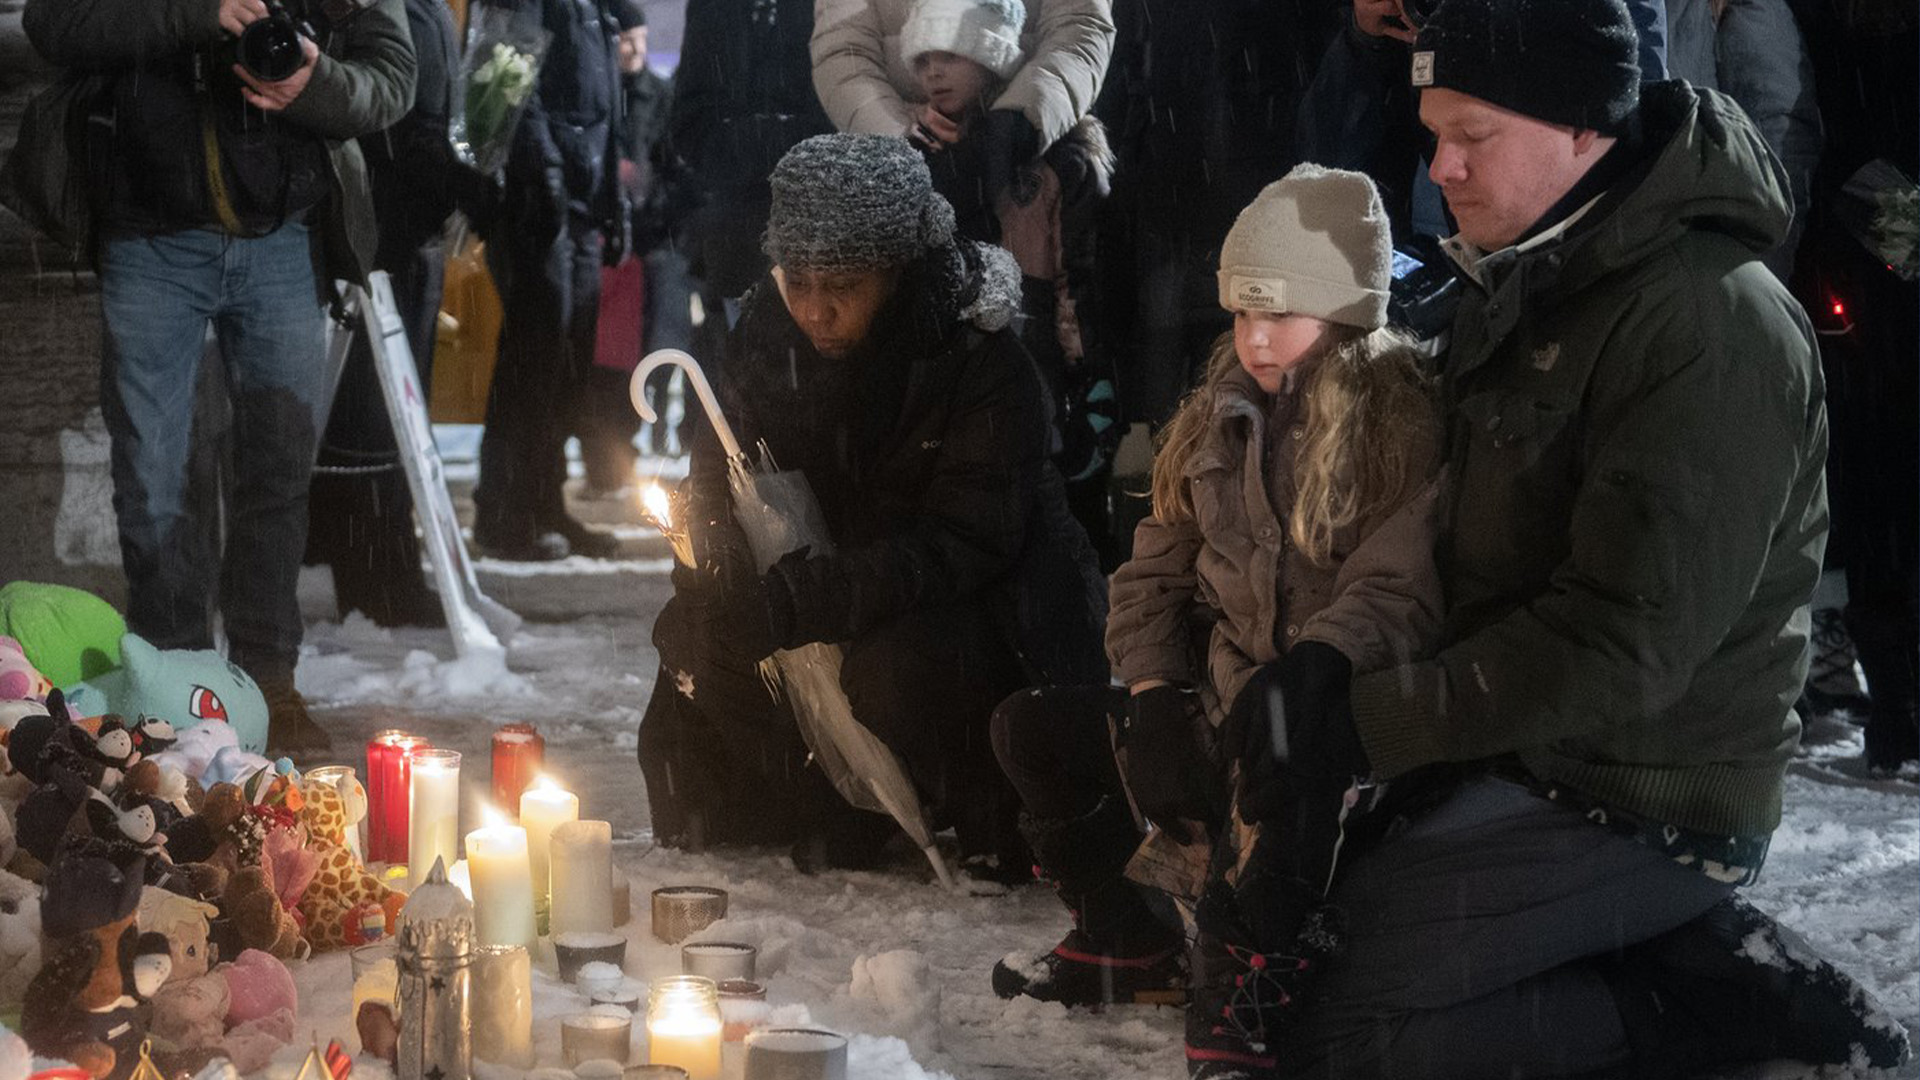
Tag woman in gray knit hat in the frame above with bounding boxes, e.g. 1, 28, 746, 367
637, 133, 1107, 873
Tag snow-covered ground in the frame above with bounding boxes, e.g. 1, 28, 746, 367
287, 489, 1920, 1080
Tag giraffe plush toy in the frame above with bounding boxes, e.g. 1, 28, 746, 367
294, 781, 402, 952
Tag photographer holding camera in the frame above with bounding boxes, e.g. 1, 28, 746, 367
24, 0, 415, 753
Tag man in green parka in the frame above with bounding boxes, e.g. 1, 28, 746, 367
1213, 0, 1915, 1077
24, 0, 414, 754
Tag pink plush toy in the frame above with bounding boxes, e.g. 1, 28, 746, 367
219, 949, 296, 1027
260, 826, 318, 913
0, 639, 50, 703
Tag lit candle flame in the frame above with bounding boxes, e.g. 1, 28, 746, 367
642, 484, 672, 527
529, 773, 563, 794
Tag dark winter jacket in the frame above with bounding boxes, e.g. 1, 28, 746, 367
669, 0, 832, 294
616, 67, 687, 255
1665, 0, 1823, 278
688, 242, 1109, 686
23, 0, 415, 284
478, 0, 622, 230
1348, 83, 1827, 841
362, 0, 489, 263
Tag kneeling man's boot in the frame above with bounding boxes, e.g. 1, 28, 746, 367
991, 796, 1186, 1006
1603, 895, 1911, 1079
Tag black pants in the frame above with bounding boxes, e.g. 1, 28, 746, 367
307, 238, 444, 614
476, 212, 602, 536
639, 595, 1030, 855
990, 683, 1128, 821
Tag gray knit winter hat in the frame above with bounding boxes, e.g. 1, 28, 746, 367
763, 134, 958, 274
1217, 164, 1393, 331
900, 0, 1027, 78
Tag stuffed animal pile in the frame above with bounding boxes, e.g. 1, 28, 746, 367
0, 583, 399, 1080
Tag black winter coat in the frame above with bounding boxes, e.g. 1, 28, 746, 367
362, 0, 484, 262
688, 242, 1109, 686
668, 0, 832, 294
479, 0, 621, 220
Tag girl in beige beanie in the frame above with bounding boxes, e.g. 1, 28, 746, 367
989, 164, 1445, 1080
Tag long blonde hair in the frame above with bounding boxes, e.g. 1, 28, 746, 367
1149, 325, 1438, 567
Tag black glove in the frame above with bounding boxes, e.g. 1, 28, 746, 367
1233, 642, 1370, 823
1121, 685, 1218, 844
668, 557, 785, 664
981, 108, 1041, 206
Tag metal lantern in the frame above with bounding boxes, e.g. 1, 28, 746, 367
398, 857, 474, 1080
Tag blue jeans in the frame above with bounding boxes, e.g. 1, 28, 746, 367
98, 222, 331, 671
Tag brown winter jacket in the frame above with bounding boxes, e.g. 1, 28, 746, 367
1107, 363, 1443, 729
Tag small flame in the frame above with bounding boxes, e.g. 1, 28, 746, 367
481, 803, 510, 830
642, 484, 672, 527
529, 773, 562, 793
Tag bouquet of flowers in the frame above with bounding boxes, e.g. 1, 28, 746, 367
1838, 159, 1919, 282
449, 7, 551, 177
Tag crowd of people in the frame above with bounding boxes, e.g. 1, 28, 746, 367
13, 0, 1918, 1074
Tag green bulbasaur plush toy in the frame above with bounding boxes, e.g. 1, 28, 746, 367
64, 633, 269, 754
0, 581, 126, 688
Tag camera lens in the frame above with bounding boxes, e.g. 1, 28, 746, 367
239, 15, 304, 82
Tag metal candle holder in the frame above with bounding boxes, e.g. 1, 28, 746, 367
650, 886, 727, 944
397, 859, 473, 1080
742, 1028, 848, 1080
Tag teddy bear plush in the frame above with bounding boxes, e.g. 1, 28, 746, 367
295, 781, 404, 952
217, 864, 306, 962
20, 854, 147, 1080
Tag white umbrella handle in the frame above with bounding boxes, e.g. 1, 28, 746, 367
631, 349, 744, 461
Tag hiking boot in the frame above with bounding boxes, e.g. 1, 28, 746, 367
547, 514, 621, 559
1805, 607, 1872, 717
990, 797, 1187, 1007
474, 525, 570, 562
253, 669, 333, 757
1605, 895, 1911, 1078
1184, 884, 1343, 1080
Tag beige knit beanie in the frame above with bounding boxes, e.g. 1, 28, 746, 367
1217, 164, 1393, 330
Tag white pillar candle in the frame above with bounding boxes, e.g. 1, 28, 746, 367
519, 779, 580, 906
408, 749, 462, 888
466, 821, 537, 949
549, 820, 615, 938
472, 944, 535, 1068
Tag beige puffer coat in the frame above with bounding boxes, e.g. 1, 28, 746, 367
810, 0, 1115, 152
1107, 364, 1444, 729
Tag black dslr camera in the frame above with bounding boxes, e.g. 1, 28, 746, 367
1385, 0, 1442, 33
234, 0, 369, 82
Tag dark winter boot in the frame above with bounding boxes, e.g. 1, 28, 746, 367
1603, 895, 1911, 1079
990, 796, 1186, 1006
254, 668, 333, 757
1845, 603, 1920, 775
1184, 879, 1344, 1080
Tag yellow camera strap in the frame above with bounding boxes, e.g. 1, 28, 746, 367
200, 96, 246, 235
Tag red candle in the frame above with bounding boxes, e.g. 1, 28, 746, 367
366, 729, 429, 864
491, 723, 546, 812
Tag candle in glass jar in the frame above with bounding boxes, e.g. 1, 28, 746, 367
519, 777, 579, 905
471, 944, 534, 1068
366, 730, 428, 864
491, 723, 545, 810
408, 748, 462, 887
466, 816, 537, 948
646, 977, 720, 1080
549, 820, 615, 937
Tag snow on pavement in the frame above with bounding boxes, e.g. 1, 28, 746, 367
293, 562, 1919, 1080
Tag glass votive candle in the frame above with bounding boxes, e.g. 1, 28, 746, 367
681, 941, 756, 982
491, 723, 545, 810
717, 979, 769, 1043
555, 930, 628, 983
576, 961, 627, 999
350, 941, 399, 1018
573, 1060, 624, 1080
591, 982, 644, 1014
562, 1010, 634, 1067
650, 886, 727, 944
366, 730, 428, 864
742, 1028, 848, 1080
645, 976, 721, 1080
623, 1068, 689, 1080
